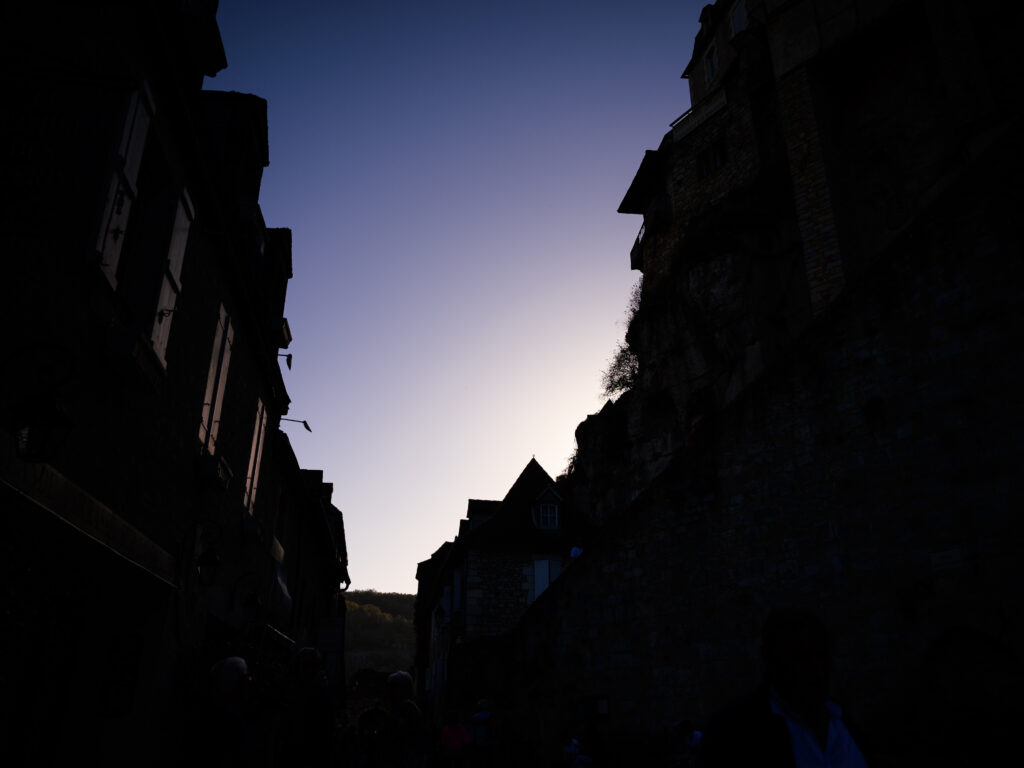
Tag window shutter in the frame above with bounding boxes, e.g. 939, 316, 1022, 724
245, 398, 268, 514
534, 559, 550, 598
98, 88, 152, 287
209, 319, 233, 448
151, 192, 193, 366
199, 304, 233, 453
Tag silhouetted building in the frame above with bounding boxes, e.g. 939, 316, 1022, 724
0, 2, 349, 764
415, 459, 574, 724
447, 1, 1021, 765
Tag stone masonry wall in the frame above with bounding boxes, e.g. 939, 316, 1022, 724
465, 551, 532, 640
504, 144, 1022, 762
776, 64, 844, 314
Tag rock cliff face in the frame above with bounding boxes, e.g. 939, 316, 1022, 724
497, 1, 1023, 763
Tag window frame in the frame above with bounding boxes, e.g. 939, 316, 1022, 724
198, 304, 233, 454
532, 557, 562, 601
244, 397, 268, 515
97, 86, 153, 288
538, 503, 560, 530
151, 190, 193, 367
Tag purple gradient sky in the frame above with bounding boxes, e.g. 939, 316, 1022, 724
207, 0, 705, 594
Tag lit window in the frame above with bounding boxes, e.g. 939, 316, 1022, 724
151, 191, 193, 367
97, 87, 152, 288
244, 397, 268, 515
198, 304, 233, 454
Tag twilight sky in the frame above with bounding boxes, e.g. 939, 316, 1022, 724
207, 0, 705, 594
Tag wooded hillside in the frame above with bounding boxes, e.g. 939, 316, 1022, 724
344, 590, 415, 683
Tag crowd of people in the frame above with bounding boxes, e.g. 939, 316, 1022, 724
188, 609, 907, 767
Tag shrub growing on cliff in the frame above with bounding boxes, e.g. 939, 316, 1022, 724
601, 278, 642, 398
602, 341, 638, 397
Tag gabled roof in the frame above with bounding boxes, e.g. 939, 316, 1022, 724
419, 460, 563, 574
454, 458, 564, 551
502, 457, 559, 507
415, 459, 572, 610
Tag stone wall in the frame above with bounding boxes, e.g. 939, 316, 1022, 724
465, 551, 532, 639
507, 157, 1021, 761
495, 2, 1023, 762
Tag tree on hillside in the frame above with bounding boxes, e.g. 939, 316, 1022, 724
344, 591, 416, 707
345, 590, 415, 622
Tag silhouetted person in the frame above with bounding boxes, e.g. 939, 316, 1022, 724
560, 732, 593, 768
700, 608, 871, 768
675, 719, 701, 768
281, 646, 334, 767
438, 709, 471, 768
385, 670, 425, 767
469, 698, 501, 768
195, 656, 253, 768
340, 671, 421, 768
348, 705, 391, 767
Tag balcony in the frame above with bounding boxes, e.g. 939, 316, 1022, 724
670, 90, 728, 142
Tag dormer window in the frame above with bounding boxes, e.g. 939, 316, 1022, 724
535, 503, 560, 530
